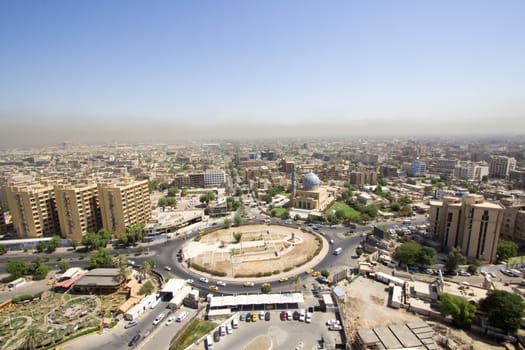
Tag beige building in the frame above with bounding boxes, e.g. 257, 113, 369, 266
349, 171, 378, 187
500, 206, 525, 249
5, 183, 60, 238
428, 195, 504, 263
98, 179, 151, 236
55, 183, 102, 242
292, 172, 333, 210
489, 156, 516, 178
0, 206, 6, 234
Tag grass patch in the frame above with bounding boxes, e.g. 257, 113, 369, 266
270, 207, 289, 218
327, 202, 361, 221
170, 319, 217, 350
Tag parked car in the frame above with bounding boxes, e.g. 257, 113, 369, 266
259, 311, 265, 320
153, 313, 165, 325
293, 311, 300, 320
329, 325, 343, 331
280, 311, 286, 321
125, 320, 138, 329
265, 312, 271, 321
326, 319, 340, 326
213, 330, 221, 342
245, 313, 252, 322
299, 309, 306, 322
489, 272, 497, 279
286, 311, 292, 320
251, 312, 258, 322
128, 333, 141, 347
165, 316, 175, 326
226, 323, 232, 334
176, 311, 188, 322
219, 325, 226, 336
459, 271, 471, 277
305, 312, 312, 323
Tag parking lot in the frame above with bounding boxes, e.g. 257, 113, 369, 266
189, 310, 343, 350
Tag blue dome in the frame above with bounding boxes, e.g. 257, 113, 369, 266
302, 172, 320, 190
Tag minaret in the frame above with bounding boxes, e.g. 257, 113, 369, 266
291, 163, 296, 201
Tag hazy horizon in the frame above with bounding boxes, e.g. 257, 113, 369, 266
1, 1, 524, 147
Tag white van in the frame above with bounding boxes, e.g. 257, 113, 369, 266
231, 318, 239, 329
206, 335, 214, 350
176, 311, 188, 322
334, 247, 343, 255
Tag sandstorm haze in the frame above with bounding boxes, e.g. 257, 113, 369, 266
0, 0, 524, 148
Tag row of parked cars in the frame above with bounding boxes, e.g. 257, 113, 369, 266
279, 309, 312, 323
206, 318, 239, 349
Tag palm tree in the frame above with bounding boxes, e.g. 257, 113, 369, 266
19, 327, 41, 350
140, 262, 151, 280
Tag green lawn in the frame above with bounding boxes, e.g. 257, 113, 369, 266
270, 207, 289, 217
327, 202, 361, 221
170, 319, 217, 350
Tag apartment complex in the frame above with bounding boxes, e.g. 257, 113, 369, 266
5, 183, 60, 238
410, 162, 427, 177
98, 179, 151, 236
54, 183, 101, 242
349, 171, 378, 187
489, 156, 516, 178
428, 195, 504, 263
500, 206, 525, 249
172, 170, 225, 189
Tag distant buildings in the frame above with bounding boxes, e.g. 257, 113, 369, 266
0, 206, 6, 234
489, 156, 516, 178
349, 171, 378, 187
410, 162, 426, 177
429, 195, 504, 263
500, 206, 525, 249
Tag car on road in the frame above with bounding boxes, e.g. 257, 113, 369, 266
243, 281, 254, 287
305, 268, 314, 275
153, 313, 165, 325
312, 271, 321, 278
216, 281, 226, 287
185, 279, 194, 284
164, 266, 172, 271
209, 285, 219, 291
316, 277, 329, 284
176, 311, 188, 322
125, 320, 138, 329
200, 277, 209, 283
459, 271, 471, 277
165, 316, 175, 326
329, 239, 334, 244
279, 277, 288, 283
128, 333, 141, 347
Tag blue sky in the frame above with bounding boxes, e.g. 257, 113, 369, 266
0, 1, 524, 143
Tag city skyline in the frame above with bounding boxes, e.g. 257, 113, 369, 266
1, 0, 524, 147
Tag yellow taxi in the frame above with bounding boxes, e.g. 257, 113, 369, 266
209, 285, 219, 291
312, 271, 321, 278
279, 277, 289, 283
243, 281, 255, 287
164, 266, 172, 271
305, 268, 314, 275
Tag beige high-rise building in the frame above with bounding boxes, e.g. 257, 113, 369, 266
98, 179, 151, 236
428, 195, 504, 263
55, 183, 101, 242
0, 206, 6, 234
5, 183, 61, 238
489, 156, 516, 178
500, 206, 525, 249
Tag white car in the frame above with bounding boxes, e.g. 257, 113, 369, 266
489, 272, 497, 279
216, 281, 227, 287
153, 313, 165, 325
185, 279, 194, 284
299, 309, 305, 322
305, 312, 312, 323
199, 277, 209, 283
165, 316, 175, 326
326, 319, 340, 326
259, 311, 265, 320
226, 323, 233, 334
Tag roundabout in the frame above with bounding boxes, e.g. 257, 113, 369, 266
180, 224, 327, 282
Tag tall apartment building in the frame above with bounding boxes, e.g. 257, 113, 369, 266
410, 162, 427, 177
349, 171, 378, 187
435, 159, 459, 175
189, 173, 205, 188
5, 183, 61, 238
428, 195, 504, 263
489, 156, 516, 178
98, 179, 151, 236
500, 206, 525, 249
454, 163, 489, 182
54, 183, 102, 242
204, 170, 225, 188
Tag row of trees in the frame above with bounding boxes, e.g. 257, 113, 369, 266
392, 242, 469, 273
6, 257, 52, 280
440, 290, 525, 334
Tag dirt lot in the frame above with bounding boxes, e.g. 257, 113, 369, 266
184, 224, 321, 277
340, 276, 506, 349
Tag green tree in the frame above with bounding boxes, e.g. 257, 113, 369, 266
321, 269, 330, 278
355, 246, 363, 257
497, 239, 518, 261
139, 280, 155, 295
199, 191, 216, 204
148, 179, 160, 193
480, 290, 525, 334
399, 195, 412, 206
6, 259, 29, 279
224, 218, 232, 228
59, 260, 70, 272
89, 248, 113, 268
467, 264, 478, 275
167, 186, 179, 197
440, 293, 476, 329
232, 232, 243, 243
34, 264, 51, 279
234, 214, 243, 226
0, 244, 6, 255
139, 261, 151, 279
417, 246, 437, 267
393, 242, 421, 266
260, 282, 271, 294
137, 246, 145, 255
390, 202, 401, 211
35, 241, 46, 253
46, 235, 61, 253
70, 239, 78, 250
445, 247, 466, 273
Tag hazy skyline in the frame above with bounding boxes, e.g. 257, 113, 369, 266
1, 0, 524, 147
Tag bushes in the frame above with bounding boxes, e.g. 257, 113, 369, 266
191, 262, 227, 277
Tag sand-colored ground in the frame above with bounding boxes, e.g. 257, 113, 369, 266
184, 224, 321, 278
243, 335, 272, 350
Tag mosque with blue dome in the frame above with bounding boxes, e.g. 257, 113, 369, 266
291, 171, 333, 210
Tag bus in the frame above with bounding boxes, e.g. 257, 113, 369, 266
8, 277, 26, 289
